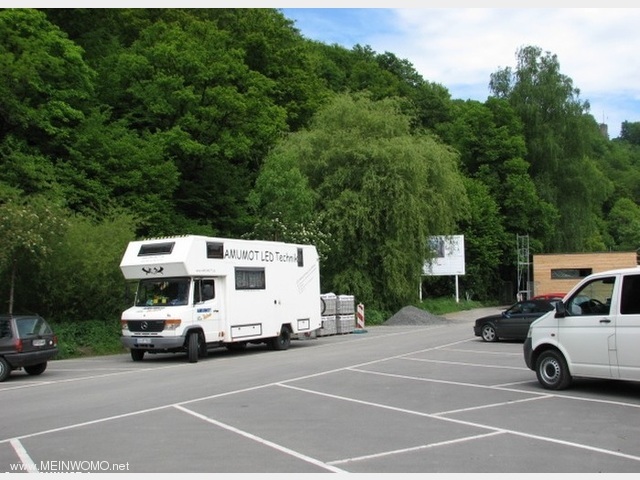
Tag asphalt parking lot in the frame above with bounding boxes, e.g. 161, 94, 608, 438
2, 307, 640, 474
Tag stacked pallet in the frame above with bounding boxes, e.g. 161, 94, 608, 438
319, 293, 337, 336
336, 294, 355, 334
319, 293, 356, 336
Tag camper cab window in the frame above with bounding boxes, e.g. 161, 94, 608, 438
195, 279, 215, 303
136, 278, 189, 306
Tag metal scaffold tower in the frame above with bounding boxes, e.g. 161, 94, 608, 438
517, 234, 531, 300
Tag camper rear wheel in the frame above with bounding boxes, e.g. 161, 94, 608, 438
270, 326, 291, 351
187, 332, 201, 363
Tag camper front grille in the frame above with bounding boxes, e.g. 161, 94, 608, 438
126, 320, 166, 333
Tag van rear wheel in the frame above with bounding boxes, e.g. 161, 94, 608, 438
536, 350, 572, 390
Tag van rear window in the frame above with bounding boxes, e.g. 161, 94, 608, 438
621, 275, 640, 315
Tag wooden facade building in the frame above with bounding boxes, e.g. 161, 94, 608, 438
531, 251, 639, 297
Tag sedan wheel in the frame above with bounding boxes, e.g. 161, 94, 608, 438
481, 323, 497, 342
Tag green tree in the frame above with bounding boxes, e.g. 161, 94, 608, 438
0, 196, 69, 314
0, 9, 96, 201
280, 93, 468, 311
607, 198, 640, 251
99, 18, 287, 235
455, 177, 507, 300
34, 210, 138, 322
619, 121, 640, 146
489, 45, 610, 252
437, 98, 557, 253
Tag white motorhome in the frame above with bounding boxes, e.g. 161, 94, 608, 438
119, 235, 322, 362
524, 266, 640, 389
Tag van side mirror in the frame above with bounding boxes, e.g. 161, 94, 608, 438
555, 301, 566, 318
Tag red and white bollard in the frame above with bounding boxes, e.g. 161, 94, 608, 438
355, 303, 366, 332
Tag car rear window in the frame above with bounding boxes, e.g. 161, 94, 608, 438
15, 317, 53, 337
0, 320, 12, 339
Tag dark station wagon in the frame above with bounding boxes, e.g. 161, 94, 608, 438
473, 300, 557, 343
0, 314, 58, 382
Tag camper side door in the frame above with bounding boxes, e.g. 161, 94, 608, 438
193, 278, 223, 343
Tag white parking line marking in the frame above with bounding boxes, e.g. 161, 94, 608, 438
403, 357, 530, 370
173, 405, 346, 473
9, 438, 38, 473
329, 431, 504, 465
279, 382, 640, 465
445, 347, 523, 356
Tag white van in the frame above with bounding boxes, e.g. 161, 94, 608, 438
524, 266, 640, 389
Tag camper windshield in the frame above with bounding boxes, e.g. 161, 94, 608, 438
135, 278, 190, 306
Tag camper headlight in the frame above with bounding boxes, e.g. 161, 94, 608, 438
164, 319, 182, 331
120, 319, 129, 331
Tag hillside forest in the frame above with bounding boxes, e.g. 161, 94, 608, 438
1, 8, 640, 326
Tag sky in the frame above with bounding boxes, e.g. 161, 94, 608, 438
278, 7, 640, 139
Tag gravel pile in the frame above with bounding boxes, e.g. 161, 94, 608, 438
383, 305, 449, 326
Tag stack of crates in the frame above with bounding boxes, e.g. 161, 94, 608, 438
336, 294, 355, 334
319, 292, 337, 336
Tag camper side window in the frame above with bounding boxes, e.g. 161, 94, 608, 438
235, 268, 265, 290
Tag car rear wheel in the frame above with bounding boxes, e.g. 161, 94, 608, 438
481, 323, 497, 342
536, 350, 572, 390
0, 357, 11, 382
24, 362, 47, 376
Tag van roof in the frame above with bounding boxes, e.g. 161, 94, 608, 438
588, 266, 640, 277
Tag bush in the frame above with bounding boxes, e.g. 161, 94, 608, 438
52, 319, 125, 359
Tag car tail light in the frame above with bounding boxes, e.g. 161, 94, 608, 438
13, 338, 23, 353
53, 335, 58, 346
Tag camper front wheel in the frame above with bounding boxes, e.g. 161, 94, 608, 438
130, 349, 145, 361
187, 332, 200, 363
270, 327, 291, 351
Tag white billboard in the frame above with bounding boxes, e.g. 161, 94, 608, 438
423, 235, 465, 276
